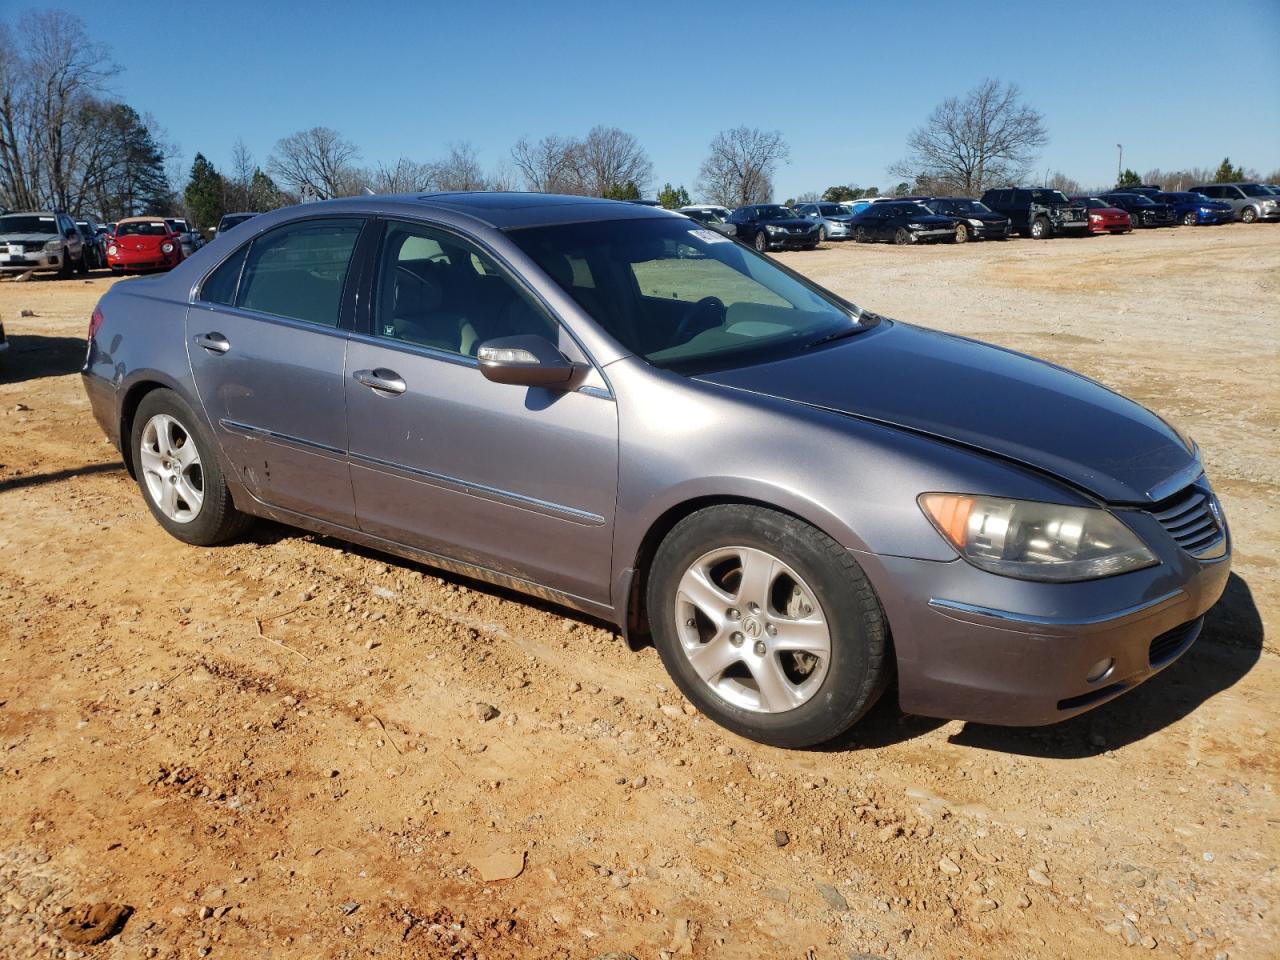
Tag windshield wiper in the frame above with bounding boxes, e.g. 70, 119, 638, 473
805, 316, 878, 349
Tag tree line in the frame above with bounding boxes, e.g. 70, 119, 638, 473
3, 11, 1275, 229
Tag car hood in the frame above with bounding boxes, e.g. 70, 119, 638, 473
0, 232, 59, 243
698, 322, 1196, 504
114, 234, 167, 246
759, 218, 814, 230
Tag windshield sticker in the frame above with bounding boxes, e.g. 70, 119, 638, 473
691, 228, 730, 244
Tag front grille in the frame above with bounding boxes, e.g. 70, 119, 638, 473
1149, 617, 1202, 667
1149, 485, 1224, 557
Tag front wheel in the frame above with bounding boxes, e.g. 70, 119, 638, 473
647, 505, 891, 748
953, 223, 969, 243
76, 251, 89, 275
1182, 212, 1196, 226
893, 227, 911, 245
854, 226, 868, 243
58, 248, 74, 279
1030, 217, 1050, 239
1241, 206, 1258, 224
754, 231, 768, 253
131, 389, 249, 545
817, 225, 827, 242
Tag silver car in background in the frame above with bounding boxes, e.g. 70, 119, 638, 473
82, 193, 1230, 748
1188, 183, 1280, 223
793, 201, 858, 240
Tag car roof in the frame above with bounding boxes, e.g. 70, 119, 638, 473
313, 191, 677, 230
116, 216, 170, 225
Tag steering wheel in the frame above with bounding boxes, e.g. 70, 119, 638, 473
673, 296, 727, 345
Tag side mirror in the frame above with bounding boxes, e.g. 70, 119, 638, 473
477, 335, 576, 387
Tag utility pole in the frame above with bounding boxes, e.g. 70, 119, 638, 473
1116, 144, 1123, 185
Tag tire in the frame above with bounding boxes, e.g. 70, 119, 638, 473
1182, 212, 1196, 226
893, 227, 911, 245
854, 226, 868, 243
1029, 217, 1050, 239
57, 248, 74, 279
817, 225, 827, 242
1241, 206, 1257, 224
75, 250, 89, 275
953, 223, 969, 243
130, 389, 249, 546
647, 504, 891, 748
754, 231, 768, 253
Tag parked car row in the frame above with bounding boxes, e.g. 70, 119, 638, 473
0, 209, 213, 279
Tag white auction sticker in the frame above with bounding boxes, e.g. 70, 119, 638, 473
691, 228, 730, 244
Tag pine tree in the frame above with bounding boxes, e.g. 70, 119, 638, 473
184, 154, 227, 230
1212, 157, 1245, 182
656, 183, 691, 209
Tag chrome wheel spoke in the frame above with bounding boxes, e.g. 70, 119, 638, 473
157, 477, 179, 518
734, 548, 776, 610
173, 436, 199, 467
677, 567, 732, 622
138, 445, 165, 474
686, 633, 741, 683
771, 616, 830, 657
749, 655, 802, 713
140, 412, 203, 524
174, 474, 203, 516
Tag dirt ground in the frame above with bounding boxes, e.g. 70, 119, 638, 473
0, 224, 1275, 960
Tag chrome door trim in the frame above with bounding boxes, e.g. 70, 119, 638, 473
349, 451, 605, 526
219, 418, 347, 460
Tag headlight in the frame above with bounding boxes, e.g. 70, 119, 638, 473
907, 222, 926, 230
1263, 199, 1277, 208
161, 242, 174, 253
764, 225, 784, 234
44, 239, 62, 252
919, 493, 1157, 582
107, 244, 117, 256
967, 218, 982, 227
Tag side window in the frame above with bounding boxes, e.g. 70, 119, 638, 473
373, 220, 557, 357
1228, 187, 1244, 198
199, 245, 250, 306
236, 219, 362, 327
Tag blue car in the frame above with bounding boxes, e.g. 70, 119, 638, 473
1160, 191, 1234, 226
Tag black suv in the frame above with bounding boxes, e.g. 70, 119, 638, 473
1100, 192, 1176, 228
979, 187, 1088, 239
727, 204, 819, 253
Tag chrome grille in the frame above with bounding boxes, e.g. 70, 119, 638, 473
1149, 485, 1224, 558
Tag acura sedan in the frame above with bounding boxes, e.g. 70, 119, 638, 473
82, 193, 1231, 748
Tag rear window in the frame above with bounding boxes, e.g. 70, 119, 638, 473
236, 218, 362, 327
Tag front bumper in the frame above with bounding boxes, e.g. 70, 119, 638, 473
1194, 210, 1232, 224
909, 227, 954, 241
108, 249, 181, 271
765, 232, 817, 249
973, 222, 1009, 239
1, 250, 60, 271
862, 512, 1231, 726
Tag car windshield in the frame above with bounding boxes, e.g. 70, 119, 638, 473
903, 203, 933, 216
1029, 190, 1071, 205
947, 200, 990, 214
116, 221, 169, 236
1126, 195, 1155, 206
508, 217, 870, 374
0, 214, 57, 234
756, 206, 799, 221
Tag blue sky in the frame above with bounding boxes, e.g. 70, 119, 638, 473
32, 0, 1280, 199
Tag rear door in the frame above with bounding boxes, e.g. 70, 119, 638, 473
186, 217, 366, 525
343, 218, 618, 605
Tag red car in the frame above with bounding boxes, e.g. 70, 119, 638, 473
106, 217, 185, 273
1071, 197, 1132, 235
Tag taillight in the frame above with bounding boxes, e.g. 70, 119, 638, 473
89, 306, 104, 340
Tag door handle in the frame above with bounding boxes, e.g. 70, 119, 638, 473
195, 332, 230, 354
353, 368, 406, 396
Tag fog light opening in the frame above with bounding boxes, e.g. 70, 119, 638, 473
1086, 657, 1116, 684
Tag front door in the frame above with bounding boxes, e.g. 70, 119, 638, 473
344, 219, 618, 605
186, 217, 365, 525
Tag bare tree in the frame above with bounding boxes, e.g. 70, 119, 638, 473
1046, 171, 1081, 195
268, 126, 361, 200
368, 157, 436, 193
696, 127, 789, 207
511, 133, 580, 194
891, 79, 1047, 196
431, 141, 488, 192
564, 126, 652, 197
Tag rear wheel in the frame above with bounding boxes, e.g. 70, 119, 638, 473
1241, 206, 1258, 224
754, 231, 768, 253
893, 227, 911, 245
1030, 217, 1050, 239
131, 389, 249, 546
647, 504, 891, 748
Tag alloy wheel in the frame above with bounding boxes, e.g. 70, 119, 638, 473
139, 413, 204, 523
673, 546, 831, 714
954, 223, 969, 243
